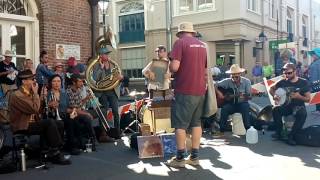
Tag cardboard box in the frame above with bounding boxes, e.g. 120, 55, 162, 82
139, 123, 151, 136
137, 135, 163, 158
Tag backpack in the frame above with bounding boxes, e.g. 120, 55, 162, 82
295, 125, 320, 147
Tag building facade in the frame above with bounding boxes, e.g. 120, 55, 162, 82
106, 0, 320, 80
1, 0, 320, 80
0, 0, 92, 70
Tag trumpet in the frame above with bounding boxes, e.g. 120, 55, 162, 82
83, 80, 110, 132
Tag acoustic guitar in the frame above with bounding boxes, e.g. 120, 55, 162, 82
216, 87, 251, 108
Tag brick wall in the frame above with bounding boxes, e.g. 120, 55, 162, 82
37, 0, 93, 67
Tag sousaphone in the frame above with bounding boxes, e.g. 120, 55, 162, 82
86, 26, 121, 91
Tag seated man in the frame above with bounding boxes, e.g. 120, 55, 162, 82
66, 74, 114, 152
269, 63, 310, 145
9, 70, 70, 165
215, 64, 252, 136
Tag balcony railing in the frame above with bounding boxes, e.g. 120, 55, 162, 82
119, 30, 145, 44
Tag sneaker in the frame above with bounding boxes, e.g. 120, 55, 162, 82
185, 156, 199, 166
165, 157, 185, 168
212, 132, 224, 138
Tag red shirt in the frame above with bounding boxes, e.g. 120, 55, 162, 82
170, 36, 207, 95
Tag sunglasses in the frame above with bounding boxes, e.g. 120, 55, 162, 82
283, 71, 294, 75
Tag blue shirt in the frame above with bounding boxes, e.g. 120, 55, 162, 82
36, 64, 54, 85
308, 59, 320, 83
252, 65, 263, 77
216, 77, 252, 97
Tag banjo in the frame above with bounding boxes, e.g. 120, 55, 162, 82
274, 80, 320, 106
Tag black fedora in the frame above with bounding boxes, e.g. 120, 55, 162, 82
18, 69, 35, 80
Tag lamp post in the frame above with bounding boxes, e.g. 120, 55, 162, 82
255, 31, 267, 63
98, 0, 110, 34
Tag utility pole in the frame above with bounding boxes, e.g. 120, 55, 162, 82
165, 0, 172, 51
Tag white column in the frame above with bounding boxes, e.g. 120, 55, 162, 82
235, 41, 241, 65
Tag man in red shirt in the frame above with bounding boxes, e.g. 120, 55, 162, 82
166, 22, 207, 168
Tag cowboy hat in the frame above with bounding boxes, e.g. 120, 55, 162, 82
3, 50, 14, 57
226, 64, 245, 74
18, 69, 35, 80
176, 22, 196, 37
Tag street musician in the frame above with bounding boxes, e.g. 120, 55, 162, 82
214, 64, 252, 136
142, 45, 171, 99
9, 70, 70, 165
269, 63, 310, 145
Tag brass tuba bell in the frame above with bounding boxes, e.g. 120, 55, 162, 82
85, 26, 121, 91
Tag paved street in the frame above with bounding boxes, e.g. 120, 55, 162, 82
0, 97, 319, 180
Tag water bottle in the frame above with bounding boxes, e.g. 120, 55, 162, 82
21, 149, 26, 171
246, 126, 258, 144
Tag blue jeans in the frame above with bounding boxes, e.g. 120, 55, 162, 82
219, 102, 251, 132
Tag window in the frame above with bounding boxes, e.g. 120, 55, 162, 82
121, 47, 145, 78
287, 8, 294, 33
0, 0, 29, 16
247, 0, 259, 12
176, 0, 215, 15
119, 3, 145, 43
270, 0, 278, 19
119, 13, 145, 43
302, 16, 308, 38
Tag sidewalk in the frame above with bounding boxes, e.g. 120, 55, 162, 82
0, 97, 319, 180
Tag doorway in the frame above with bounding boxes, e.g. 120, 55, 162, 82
0, 20, 31, 70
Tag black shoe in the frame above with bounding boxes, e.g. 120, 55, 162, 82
50, 153, 72, 165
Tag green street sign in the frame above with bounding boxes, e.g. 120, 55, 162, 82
269, 39, 288, 50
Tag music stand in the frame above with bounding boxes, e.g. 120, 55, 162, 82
122, 90, 145, 134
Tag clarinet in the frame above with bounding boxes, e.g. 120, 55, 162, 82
41, 82, 49, 119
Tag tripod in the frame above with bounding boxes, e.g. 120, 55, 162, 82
122, 91, 145, 134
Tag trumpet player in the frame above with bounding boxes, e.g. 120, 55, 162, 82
10, 70, 70, 165
92, 47, 123, 139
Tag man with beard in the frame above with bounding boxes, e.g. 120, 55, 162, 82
270, 63, 310, 145
214, 64, 252, 137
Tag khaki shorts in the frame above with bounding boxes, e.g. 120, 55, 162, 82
171, 93, 205, 130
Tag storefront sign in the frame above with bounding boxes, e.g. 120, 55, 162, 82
56, 44, 80, 60
269, 39, 288, 50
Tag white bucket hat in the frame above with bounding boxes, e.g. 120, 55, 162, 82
226, 64, 246, 74
176, 22, 196, 37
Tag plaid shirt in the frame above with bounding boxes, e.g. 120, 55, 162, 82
66, 87, 83, 108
